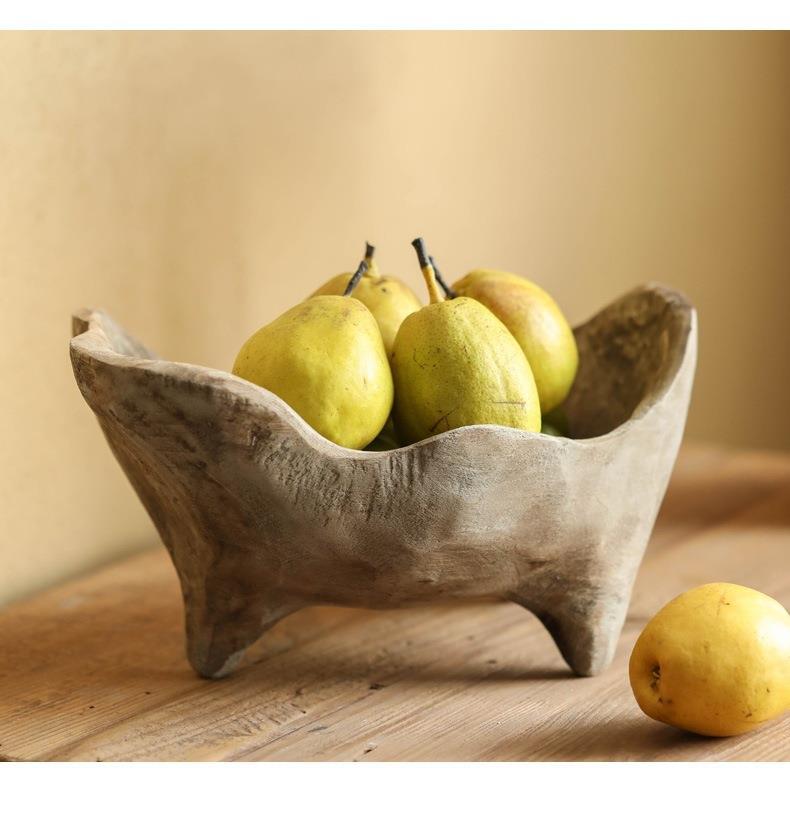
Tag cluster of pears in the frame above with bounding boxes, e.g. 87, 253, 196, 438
232, 239, 578, 450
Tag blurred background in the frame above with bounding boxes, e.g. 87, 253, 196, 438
2, 30, 789, 605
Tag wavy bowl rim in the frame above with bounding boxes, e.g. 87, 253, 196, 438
70, 282, 696, 459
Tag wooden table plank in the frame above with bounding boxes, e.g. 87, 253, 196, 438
1, 442, 789, 761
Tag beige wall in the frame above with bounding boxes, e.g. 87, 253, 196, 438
2, 31, 789, 605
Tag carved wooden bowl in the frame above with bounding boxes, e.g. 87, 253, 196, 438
70, 283, 696, 679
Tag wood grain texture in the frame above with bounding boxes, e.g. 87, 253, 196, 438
0, 443, 788, 762
69, 284, 696, 679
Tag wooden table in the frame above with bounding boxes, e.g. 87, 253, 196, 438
1, 443, 789, 762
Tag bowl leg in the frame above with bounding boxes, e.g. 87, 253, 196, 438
511, 590, 627, 677
182, 588, 299, 679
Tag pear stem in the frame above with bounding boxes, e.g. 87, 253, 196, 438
411, 237, 444, 305
430, 256, 457, 299
362, 241, 380, 280
343, 258, 368, 296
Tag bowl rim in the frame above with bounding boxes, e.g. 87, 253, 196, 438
70, 281, 696, 458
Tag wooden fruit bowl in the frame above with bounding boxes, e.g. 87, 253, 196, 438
70, 283, 696, 679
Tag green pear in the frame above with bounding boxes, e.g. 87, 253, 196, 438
311, 243, 422, 355
391, 239, 541, 445
541, 405, 570, 437
451, 269, 578, 414
233, 255, 393, 450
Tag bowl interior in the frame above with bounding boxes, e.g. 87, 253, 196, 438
561, 284, 692, 439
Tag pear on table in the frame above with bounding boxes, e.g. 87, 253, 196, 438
390, 238, 541, 445
629, 583, 790, 737
232, 252, 393, 450
311, 243, 422, 355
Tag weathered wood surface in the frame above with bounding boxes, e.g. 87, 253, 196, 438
0, 443, 788, 762
69, 284, 696, 679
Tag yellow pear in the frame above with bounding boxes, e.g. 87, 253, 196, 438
233, 255, 393, 450
451, 269, 578, 413
629, 583, 790, 737
364, 416, 401, 452
391, 238, 541, 445
311, 243, 422, 355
